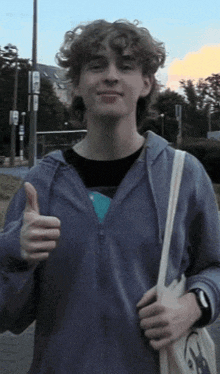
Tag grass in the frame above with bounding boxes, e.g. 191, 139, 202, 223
0, 174, 23, 228
0, 175, 220, 229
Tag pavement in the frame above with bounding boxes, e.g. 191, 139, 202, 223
1, 165, 220, 373
0, 166, 29, 179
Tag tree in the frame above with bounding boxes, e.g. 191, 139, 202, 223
0, 46, 30, 155
150, 89, 186, 142
205, 74, 220, 112
180, 79, 209, 137
180, 75, 220, 136
204, 74, 220, 130
0, 46, 68, 156
154, 88, 186, 116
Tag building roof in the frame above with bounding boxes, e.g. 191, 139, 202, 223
37, 63, 72, 106
37, 63, 67, 89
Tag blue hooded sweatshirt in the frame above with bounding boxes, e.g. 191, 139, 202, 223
0, 131, 220, 373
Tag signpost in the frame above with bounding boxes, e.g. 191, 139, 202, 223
19, 112, 26, 162
9, 110, 19, 126
28, 0, 39, 168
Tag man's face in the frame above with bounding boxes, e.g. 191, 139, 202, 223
74, 43, 152, 121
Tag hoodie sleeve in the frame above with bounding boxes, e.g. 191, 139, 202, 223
0, 157, 60, 333
0, 184, 39, 333
185, 153, 220, 324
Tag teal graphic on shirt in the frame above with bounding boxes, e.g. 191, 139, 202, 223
88, 192, 112, 223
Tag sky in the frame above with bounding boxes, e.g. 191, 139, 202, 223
1, 0, 220, 91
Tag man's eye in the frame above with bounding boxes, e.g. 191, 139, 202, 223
122, 64, 133, 70
88, 62, 104, 70
120, 62, 136, 71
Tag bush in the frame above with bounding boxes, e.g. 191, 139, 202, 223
180, 138, 220, 183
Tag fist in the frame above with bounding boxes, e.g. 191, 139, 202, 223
20, 182, 61, 263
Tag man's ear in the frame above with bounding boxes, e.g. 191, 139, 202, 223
140, 75, 154, 97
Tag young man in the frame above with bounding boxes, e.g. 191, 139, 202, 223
0, 20, 220, 374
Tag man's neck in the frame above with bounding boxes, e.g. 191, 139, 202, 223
73, 116, 145, 161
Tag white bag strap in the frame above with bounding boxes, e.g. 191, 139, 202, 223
157, 150, 186, 299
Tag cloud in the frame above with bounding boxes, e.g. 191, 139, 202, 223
167, 44, 220, 90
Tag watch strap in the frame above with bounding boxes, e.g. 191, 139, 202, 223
189, 288, 212, 327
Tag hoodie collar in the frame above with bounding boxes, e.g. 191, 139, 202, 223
44, 131, 169, 165
136, 131, 169, 164
145, 131, 169, 162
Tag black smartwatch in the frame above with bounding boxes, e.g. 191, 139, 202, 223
189, 288, 212, 328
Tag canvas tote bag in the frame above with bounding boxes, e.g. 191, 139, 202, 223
157, 150, 217, 374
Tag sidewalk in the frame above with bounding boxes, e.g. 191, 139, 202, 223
1, 157, 28, 168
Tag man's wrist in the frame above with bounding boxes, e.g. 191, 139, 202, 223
188, 288, 212, 328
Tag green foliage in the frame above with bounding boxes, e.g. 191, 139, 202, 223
180, 138, 220, 183
155, 88, 186, 118
38, 78, 67, 132
141, 88, 185, 142
205, 74, 220, 112
180, 75, 220, 137
140, 115, 179, 143
0, 46, 68, 157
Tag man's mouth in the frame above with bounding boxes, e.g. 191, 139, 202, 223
97, 91, 123, 96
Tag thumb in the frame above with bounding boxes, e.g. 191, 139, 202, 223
24, 182, 40, 214
136, 285, 157, 309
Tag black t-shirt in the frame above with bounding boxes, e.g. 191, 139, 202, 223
63, 146, 143, 198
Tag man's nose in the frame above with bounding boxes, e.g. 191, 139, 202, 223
104, 63, 119, 84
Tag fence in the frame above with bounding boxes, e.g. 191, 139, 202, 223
36, 130, 87, 158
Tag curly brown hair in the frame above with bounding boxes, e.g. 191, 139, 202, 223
56, 19, 166, 128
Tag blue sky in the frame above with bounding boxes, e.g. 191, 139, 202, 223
1, 0, 220, 89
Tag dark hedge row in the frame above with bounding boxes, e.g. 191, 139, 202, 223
180, 138, 220, 183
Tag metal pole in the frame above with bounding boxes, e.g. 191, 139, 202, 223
20, 112, 26, 162
29, 0, 38, 168
10, 50, 18, 167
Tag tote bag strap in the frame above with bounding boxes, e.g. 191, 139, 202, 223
157, 150, 186, 299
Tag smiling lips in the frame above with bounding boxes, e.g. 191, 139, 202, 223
97, 91, 123, 104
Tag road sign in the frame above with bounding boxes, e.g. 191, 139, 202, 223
33, 95, 39, 111
9, 110, 19, 125
19, 125, 25, 135
32, 71, 40, 94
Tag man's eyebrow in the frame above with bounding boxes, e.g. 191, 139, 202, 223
89, 54, 106, 61
120, 54, 136, 61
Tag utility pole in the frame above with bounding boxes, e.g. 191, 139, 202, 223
29, 0, 39, 168
11, 49, 19, 166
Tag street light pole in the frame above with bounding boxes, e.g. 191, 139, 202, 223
28, 0, 38, 168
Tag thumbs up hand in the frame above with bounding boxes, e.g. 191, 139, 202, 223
20, 182, 61, 263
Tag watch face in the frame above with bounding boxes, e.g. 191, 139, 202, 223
199, 290, 209, 309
